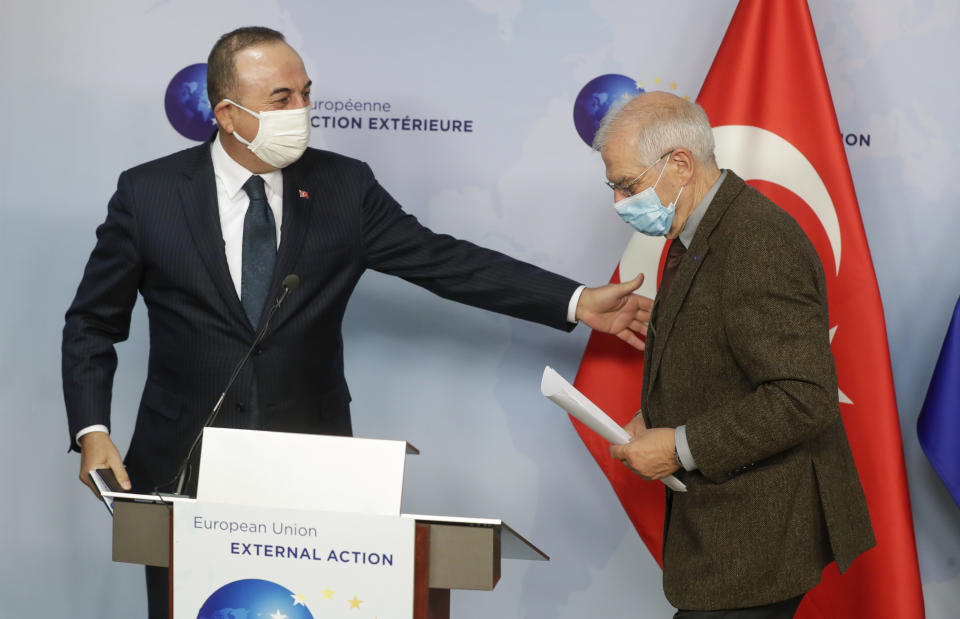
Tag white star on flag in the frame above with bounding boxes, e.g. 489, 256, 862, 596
270, 610, 287, 619
830, 326, 853, 405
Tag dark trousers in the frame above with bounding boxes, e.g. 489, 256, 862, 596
674, 595, 804, 619
145, 565, 169, 619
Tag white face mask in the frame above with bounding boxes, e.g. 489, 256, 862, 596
225, 99, 311, 169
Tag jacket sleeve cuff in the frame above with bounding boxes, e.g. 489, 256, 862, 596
76, 424, 109, 444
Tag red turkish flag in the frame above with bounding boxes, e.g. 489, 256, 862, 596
572, 1, 925, 616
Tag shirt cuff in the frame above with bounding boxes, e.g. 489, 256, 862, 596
77, 424, 109, 443
675, 425, 698, 471
567, 285, 586, 324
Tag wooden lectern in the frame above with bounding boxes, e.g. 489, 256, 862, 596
107, 430, 548, 619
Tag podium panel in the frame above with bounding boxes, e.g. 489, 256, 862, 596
112, 500, 170, 567
427, 524, 500, 590
173, 502, 415, 618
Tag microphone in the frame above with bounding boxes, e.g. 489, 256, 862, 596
280, 273, 300, 293
162, 274, 301, 496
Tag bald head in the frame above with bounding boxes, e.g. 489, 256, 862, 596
593, 91, 717, 169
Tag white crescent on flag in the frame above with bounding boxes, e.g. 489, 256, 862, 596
618, 233, 667, 296
712, 124, 842, 276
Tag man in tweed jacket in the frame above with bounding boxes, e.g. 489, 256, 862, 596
606, 92, 875, 618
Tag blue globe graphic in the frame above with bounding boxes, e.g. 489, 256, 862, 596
572, 74, 644, 147
165, 63, 216, 141
197, 578, 314, 619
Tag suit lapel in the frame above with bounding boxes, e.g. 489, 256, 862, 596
265, 159, 315, 326
645, 172, 746, 392
178, 144, 253, 333
646, 245, 710, 392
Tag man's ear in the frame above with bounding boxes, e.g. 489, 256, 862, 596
670, 148, 695, 185
213, 99, 235, 134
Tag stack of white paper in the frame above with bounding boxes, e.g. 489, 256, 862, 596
540, 366, 687, 492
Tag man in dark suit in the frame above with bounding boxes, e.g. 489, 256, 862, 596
62, 27, 652, 617
604, 92, 875, 618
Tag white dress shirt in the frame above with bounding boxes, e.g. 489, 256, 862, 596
210, 134, 284, 296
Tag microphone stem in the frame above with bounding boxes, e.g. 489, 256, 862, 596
164, 285, 293, 495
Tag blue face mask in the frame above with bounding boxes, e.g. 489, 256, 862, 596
613, 155, 684, 236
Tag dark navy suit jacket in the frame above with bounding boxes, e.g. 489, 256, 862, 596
62, 143, 578, 492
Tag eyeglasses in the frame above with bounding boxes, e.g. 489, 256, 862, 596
603, 149, 675, 196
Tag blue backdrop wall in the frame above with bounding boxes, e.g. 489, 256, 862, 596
1, 1, 958, 616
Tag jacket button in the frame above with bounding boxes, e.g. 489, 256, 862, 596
235, 403, 244, 411
254, 346, 263, 356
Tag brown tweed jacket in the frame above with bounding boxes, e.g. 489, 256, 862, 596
641, 172, 875, 611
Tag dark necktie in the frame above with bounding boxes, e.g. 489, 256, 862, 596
658, 238, 687, 303
240, 175, 276, 429
241, 175, 277, 328
651, 238, 687, 335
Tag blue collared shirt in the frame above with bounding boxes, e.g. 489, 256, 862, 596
674, 170, 727, 472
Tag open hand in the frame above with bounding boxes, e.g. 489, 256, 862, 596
576, 275, 653, 352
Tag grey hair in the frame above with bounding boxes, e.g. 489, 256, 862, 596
592, 92, 716, 167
